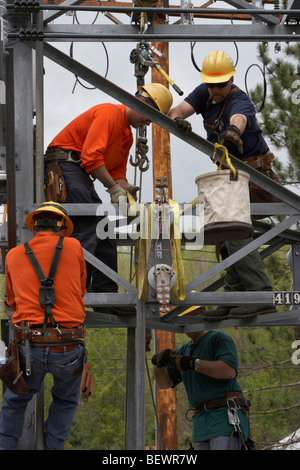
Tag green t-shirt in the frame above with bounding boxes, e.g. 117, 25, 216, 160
167, 330, 249, 443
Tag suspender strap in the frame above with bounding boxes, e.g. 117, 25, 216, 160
46, 236, 64, 284
24, 236, 64, 334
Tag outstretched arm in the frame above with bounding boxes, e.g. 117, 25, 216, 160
168, 101, 196, 134
168, 101, 195, 120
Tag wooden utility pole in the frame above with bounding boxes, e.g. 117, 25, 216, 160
151, 28, 178, 450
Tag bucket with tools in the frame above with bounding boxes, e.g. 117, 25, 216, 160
195, 144, 253, 241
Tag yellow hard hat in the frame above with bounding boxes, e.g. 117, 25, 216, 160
200, 50, 236, 84
25, 201, 73, 237
139, 83, 173, 115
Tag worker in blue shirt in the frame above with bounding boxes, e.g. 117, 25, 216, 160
168, 50, 278, 320
184, 79, 268, 159
152, 329, 251, 450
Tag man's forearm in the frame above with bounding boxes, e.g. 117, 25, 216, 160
194, 359, 237, 379
91, 165, 116, 188
230, 114, 247, 135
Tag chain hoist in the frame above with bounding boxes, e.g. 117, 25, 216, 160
148, 176, 175, 314
130, 41, 183, 96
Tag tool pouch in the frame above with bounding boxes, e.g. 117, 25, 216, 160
44, 162, 67, 203
80, 349, 94, 401
0, 339, 29, 395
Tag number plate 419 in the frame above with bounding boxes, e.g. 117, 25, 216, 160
273, 292, 300, 305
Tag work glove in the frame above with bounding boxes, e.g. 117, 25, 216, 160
122, 182, 140, 201
219, 124, 243, 154
151, 349, 175, 368
107, 183, 127, 203
174, 117, 192, 135
174, 355, 195, 372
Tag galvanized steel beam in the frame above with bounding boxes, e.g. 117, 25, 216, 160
12, 23, 300, 42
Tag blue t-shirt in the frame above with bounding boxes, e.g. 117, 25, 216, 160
185, 83, 269, 159
167, 330, 249, 443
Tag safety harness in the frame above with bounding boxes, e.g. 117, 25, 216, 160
24, 236, 63, 335
204, 87, 240, 141
186, 392, 255, 450
21, 236, 94, 399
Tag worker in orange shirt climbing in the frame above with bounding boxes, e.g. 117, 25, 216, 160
44, 84, 173, 295
0, 202, 87, 450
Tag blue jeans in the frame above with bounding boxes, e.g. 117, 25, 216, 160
194, 435, 240, 450
0, 344, 85, 450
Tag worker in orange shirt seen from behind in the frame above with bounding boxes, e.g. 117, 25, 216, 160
0, 201, 87, 450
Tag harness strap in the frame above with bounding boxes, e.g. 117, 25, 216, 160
204, 87, 241, 139
24, 236, 64, 334
46, 235, 64, 284
192, 392, 250, 415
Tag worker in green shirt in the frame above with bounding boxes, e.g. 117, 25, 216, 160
152, 329, 252, 450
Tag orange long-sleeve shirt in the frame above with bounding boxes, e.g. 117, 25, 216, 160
48, 103, 133, 179
5, 232, 87, 328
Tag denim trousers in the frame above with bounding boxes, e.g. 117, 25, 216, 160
194, 434, 240, 450
0, 344, 85, 450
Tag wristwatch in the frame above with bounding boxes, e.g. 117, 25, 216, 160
194, 358, 201, 372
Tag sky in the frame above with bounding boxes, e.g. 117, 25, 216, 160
42, 4, 287, 206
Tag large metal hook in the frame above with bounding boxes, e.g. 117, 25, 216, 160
130, 133, 150, 171
139, 156, 150, 172
129, 153, 142, 168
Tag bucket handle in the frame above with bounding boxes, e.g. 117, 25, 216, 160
213, 143, 237, 179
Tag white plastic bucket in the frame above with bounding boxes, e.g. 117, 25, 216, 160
195, 169, 253, 240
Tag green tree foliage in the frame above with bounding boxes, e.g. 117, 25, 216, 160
1, 247, 300, 450
249, 43, 300, 186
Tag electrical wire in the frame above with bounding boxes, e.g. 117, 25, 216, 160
69, 6, 109, 93
244, 62, 267, 113
190, 41, 239, 73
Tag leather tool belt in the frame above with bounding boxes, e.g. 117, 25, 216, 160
241, 151, 275, 170
193, 392, 250, 415
45, 148, 81, 164
14, 324, 86, 350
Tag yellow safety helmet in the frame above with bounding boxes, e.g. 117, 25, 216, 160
139, 83, 173, 115
25, 201, 73, 237
200, 50, 236, 84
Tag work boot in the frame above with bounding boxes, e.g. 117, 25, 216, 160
229, 304, 276, 319
203, 305, 234, 322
